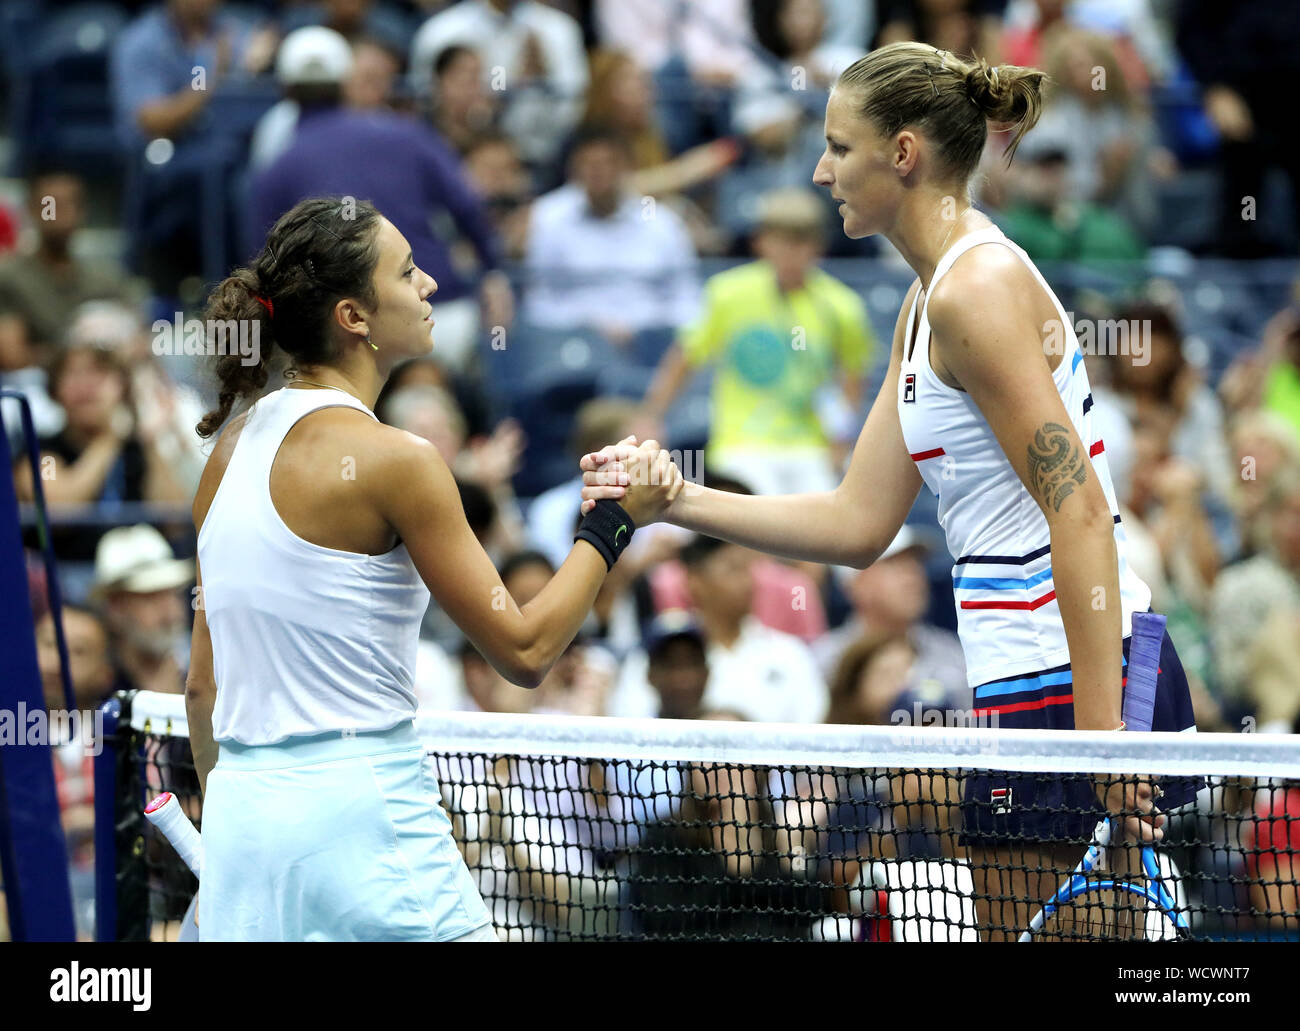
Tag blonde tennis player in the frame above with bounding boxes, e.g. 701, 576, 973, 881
581, 44, 1197, 940
185, 197, 681, 941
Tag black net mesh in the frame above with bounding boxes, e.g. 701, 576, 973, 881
111, 697, 1300, 942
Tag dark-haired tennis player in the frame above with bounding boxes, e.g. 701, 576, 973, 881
185, 196, 682, 941
581, 43, 1196, 940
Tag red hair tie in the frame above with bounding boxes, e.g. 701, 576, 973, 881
254, 294, 274, 317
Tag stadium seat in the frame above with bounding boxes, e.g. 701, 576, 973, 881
483, 325, 622, 497
628, 325, 678, 368
14, 3, 126, 174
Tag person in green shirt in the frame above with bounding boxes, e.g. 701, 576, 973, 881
639, 187, 875, 495
997, 148, 1146, 266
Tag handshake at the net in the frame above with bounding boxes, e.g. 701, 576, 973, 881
579, 435, 688, 525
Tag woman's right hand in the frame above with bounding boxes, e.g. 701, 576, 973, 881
1096, 776, 1166, 843
583, 436, 683, 524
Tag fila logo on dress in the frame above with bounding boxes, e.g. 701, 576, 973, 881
903, 373, 916, 403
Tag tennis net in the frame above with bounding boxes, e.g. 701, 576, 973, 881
97, 690, 1300, 942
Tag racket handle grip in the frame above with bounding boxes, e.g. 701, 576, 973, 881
144, 791, 203, 878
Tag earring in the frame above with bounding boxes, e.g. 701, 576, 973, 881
367, 333, 378, 352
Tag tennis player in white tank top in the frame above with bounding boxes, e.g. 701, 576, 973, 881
186, 197, 682, 941
580, 44, 1196, 939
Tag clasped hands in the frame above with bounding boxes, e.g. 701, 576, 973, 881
579, 435, 686, 525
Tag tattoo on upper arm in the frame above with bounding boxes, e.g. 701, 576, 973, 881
1027, 421, 1087, 513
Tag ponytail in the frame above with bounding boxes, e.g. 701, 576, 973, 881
196, 268, 277, 438
837, 43, 1047, 178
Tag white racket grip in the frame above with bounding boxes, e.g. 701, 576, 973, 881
144, 791, 203, 878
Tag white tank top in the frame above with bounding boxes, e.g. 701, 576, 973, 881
199, 387, 431, 744
895, 226, 1151, 688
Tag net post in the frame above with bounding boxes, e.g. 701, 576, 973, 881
102, 690, 150, 941
93, 692, 125, 941
0, 398, 75, 941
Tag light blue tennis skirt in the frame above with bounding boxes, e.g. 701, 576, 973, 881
199, 721, 492, 941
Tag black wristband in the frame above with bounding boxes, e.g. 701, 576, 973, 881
574, 500, 636, 571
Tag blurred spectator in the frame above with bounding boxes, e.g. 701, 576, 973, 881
462, 132, 534, 261
1226, 410, 1300, 557
343, 37, 404, 110
1003, 0, 1171, 88
249, 26, 354, 171
644, 610, 710, 720
628, 749, 828, 940
1177, 0, 1300, 257
376, 353, 494, 437
1001, 0, 1068, 69
0, 304, 62, 441
90, 524, 194, 695
1007, 26, 1161, 236
814, 525, 967, 698
1246, 608, 1300, 734
712, 0, 860, 244
523, 127, 700, 342
1100, 302, 1236, 518
583, 49, 740, 252
382, 382, 526, 555
0, 169, 145, 351
737, 0, 863, 157
280, 0, 413, 58
595, 0, 763, 155
1116, 415, 1219, 693
613, 533, 828, 722
1209, 469, 1300, 711
409, 0, 589, 169
648, 473, 828, 642
111, 0, 278, 291
495, 549, 620, 718
36, 605, 121, 714
12, 342, 193, 560
826, 629, 917, 727
820, 631, 960, 861
72, 301, 208, 496
247, 88, 514, 374
997, 147, 1145, 264
0, 200, 18, 257
429, 45, 499, 155
1242, 778, 1300, 927
1261, 308, 1300, 442
875, 0, 1007, 57
1220, 302, 1300, 434
640, 188, 872, 494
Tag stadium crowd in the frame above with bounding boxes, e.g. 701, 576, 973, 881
2, 0, 1299, 940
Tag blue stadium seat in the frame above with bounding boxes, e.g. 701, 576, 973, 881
15, 3, 126, 174
629, 325, 678, 368
483, 325, 623, 497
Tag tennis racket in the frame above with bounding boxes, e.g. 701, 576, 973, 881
144, 791, 201, 940
1019, 611, 1190, 941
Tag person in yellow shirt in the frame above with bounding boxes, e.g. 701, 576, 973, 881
640, 187, 874, 495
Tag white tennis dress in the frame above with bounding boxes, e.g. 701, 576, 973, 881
196, 386, 492, 941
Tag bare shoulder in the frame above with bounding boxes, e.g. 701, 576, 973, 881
928, 244, 1035, 333
193, 409, 251, 530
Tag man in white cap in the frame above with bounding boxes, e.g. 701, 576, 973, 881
249, 26, 354, 170
91, 524, 194, 695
